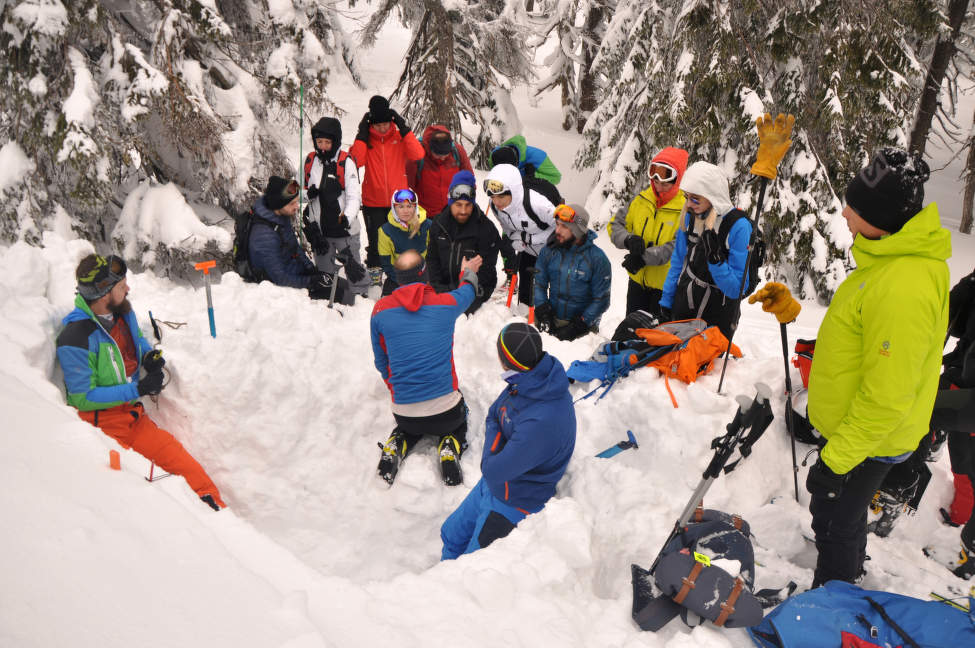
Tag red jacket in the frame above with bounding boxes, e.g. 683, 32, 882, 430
350, 125, 425, 208
406, 125, 474, 215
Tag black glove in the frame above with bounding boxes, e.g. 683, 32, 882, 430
308, 274, 335, 300
141, 349, 165, 373
306, 186, 320, 201
805, 457, 846, 500
334, 247, 367, 284
554, 317, 589, 341
534, 303, 555, 333
702, 228, 727, 264
622, 252, 644, 274
302, 216, 329, 255
624, 234, 646, 256
502, 256, 518, 279
660, 306, 672, 322
390, 109, 409, 136
138, 370, 164, 397
356, 114, 371, 143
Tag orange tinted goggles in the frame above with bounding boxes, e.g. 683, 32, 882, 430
648, 163, 677, 183
554, 204, 577, 223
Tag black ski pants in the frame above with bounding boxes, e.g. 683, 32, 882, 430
626, 279, 663, 320
362, 206, 389, 268
517, 251, 538, 306
392, 398, 468, 453
809, 458, 892, 588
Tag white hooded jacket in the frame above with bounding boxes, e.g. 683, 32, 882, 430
485, 163, 557, 256
306, 149, 362, 237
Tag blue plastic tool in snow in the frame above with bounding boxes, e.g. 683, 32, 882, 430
596, 430, 638, 458
194, 260, 217, 338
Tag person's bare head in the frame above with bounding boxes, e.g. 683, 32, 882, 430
395, 249, 423, 272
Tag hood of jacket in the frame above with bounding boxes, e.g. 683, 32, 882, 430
501, 134, 528, 159
62, 294, 98, 326
651, 147, 690, 206
852, 202, 951, 268
310, 117, 342, 147
421, 124, 454, 161
503, 353, 569, 400
485, 163, 524, 207
681, 161, 733, 215
388, 282, 433, 312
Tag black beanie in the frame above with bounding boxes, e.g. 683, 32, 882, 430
490, 144, 520, 168
497, 323, 543, 372
264, 175, 299, 211
394, 258, 430, 286
844, 148, 930, 234
368, 95, 393, 124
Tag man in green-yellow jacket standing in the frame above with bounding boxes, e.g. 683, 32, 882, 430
805, 148, 950, 588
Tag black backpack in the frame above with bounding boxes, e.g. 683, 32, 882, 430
717, 209, 765, 298
231, 209, 282, 283
521, 171, 563, 231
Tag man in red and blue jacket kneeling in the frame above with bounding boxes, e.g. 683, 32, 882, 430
441, 323, 576, 559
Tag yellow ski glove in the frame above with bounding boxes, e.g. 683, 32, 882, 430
748, 281, 801, 324
750, 113, 795, 179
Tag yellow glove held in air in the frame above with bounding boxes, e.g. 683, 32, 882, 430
750, 113, 795, 179
748, 281, 801, 324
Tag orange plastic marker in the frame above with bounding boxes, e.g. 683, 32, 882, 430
109, 450, 121, 470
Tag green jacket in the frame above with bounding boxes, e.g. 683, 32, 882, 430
607, 187, 685, 289
808, 203, 951, 474
499, 135, 562, 185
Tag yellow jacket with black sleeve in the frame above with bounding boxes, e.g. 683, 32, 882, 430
607, 187, 685, 289
808, 203, 951, 475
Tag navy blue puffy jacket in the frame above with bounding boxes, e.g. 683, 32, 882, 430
248, 197, 317, 288
481, 353, 576, 512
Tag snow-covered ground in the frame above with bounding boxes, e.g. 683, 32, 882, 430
3, 7, 975, 648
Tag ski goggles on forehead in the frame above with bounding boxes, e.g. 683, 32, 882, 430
554, 204, 578, 223
483, 179, 509, 196
77, 254, 127, 301
648, 162, 677, 183
449, 183, 475, 202
392, 188, 417, 204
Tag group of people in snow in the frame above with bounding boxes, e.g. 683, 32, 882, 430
53, 96, 975, 584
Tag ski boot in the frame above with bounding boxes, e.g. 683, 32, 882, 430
866, 490, 905, 538
438, 435, 464, 486
377, 430, 411, 486
924, 543, 975, 580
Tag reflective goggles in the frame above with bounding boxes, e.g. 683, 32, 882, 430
449, 183, 475, 202
554, 204, 578, 223
392, 188, 418, 204
683, 192, 703, 206
648, 162, 678, 183
78, 254, 127, 301
483, 179, 510, 196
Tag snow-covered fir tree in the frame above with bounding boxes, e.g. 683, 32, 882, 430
578, 0, 941, 301
0, 0, 357, 278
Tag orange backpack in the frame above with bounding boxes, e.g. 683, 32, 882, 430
635, 320, 742, 406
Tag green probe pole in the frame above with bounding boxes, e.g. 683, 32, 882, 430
297, 83, 305, 247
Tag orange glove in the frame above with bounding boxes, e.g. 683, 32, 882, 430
748, 281, 801, 324
750, 113, 795, 179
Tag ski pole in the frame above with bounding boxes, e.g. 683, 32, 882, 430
327, 271, 344, 317
717, 113, 795, 394
193, 260, 217, 338
779, 321, 800, 502
527, 266, 539, 325
297, 83, 306, 248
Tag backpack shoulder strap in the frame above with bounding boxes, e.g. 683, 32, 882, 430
303, 151, 317, 188
521, 190, 551, 230
718, 209, 750, 246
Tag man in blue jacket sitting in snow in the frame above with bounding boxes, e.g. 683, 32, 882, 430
533, 203, 611, 340
441, 323, 576, 559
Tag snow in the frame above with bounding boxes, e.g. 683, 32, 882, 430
113, 182, 233, 265
59, 47, 100, 162
0, 141, 35, 194
3, 5, 975, 648
11, 0, 68, 38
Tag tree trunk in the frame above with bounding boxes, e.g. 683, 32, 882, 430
962, 109, 975, 233
908, 0, 969, 157
575, 4, 604, 134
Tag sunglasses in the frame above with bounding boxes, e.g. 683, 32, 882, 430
483, 179, 509, 196
392, 188, 418, 204
554, 204, 577, 223
449, 183, 475, 202
648, 163, 677, 183
683, 192, 704, 206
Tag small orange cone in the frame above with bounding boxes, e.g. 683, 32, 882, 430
109, 450, 121, 470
